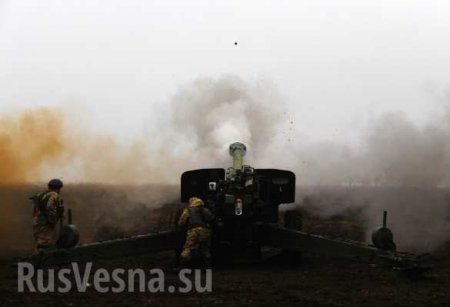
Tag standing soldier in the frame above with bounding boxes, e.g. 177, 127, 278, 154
31, 179, 64, 252
178, 197, 214, 268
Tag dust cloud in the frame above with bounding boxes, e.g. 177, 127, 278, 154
0, 109, 69, 183
292, 110, 450, 252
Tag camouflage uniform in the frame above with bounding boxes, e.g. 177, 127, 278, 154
178, 197, 214, 264
32, 191, 63, 251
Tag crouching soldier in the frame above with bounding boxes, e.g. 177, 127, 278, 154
31, 179, 64, 253
178, 197, 214, 268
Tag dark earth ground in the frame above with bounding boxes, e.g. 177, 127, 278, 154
1, 243, 450, 306
1, 216, 450, 306
1, 184, 450, 306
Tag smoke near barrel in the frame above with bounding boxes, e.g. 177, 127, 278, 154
158, 75, 287, 169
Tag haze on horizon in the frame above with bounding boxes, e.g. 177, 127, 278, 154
1, 1, 450, 142
2, 1, 450, 187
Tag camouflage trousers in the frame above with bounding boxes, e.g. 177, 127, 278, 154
33, 224, 58, 252
180, 227, 211, 261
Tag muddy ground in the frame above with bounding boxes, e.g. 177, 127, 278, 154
1, 184, 450, 306
1, 245, 449, 307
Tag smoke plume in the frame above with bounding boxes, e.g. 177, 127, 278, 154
160, 75, 286, 168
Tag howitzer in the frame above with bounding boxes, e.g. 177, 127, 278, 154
28, 142, 432, 275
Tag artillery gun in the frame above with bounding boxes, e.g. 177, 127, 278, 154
29, 143, 431, 275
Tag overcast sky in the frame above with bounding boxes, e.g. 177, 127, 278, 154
1, 0, 450, 143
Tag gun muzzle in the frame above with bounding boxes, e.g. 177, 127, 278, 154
229, 142, 247, 170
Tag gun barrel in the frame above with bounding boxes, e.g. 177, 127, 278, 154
229, 142, 247, 170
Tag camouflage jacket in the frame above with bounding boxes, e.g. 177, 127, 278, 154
32, 191, 63, 227
178, 205, 214, 229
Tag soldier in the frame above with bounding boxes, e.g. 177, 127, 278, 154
31, 179, 64, 252
178, 197, 214, 268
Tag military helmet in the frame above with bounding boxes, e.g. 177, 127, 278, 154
48, 178, 63, 189
189, 197, 204, 207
